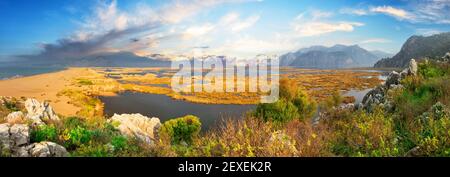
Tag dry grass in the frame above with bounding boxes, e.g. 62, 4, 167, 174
86, 67, 382, 105
152, 117, 334, 157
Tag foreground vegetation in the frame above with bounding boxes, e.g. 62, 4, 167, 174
1, 59, 448, 157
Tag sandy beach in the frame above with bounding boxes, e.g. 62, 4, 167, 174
0, 68, 89, 116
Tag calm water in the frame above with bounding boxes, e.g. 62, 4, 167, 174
343, 70, 389, 104
0, 66, 64, 80
100, 91, 256, 130
343, 88, 373, 104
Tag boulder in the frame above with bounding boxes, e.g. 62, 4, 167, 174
0, 123, 30, 153
24, 98, 59, 125
5, 111, 25, 124
25, 141, 69, 157
408, 59, 418, 76
9, 124, 29, 147
0, 123, 12, 151
441, 52, 450, 62
406, 146, 421, 157
110, 113, 161, 144
385, 71, 401, 89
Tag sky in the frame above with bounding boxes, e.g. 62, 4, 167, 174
0, 0, 450, 61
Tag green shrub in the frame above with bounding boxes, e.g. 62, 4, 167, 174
31, 125, 58, 142
2, 98, 21, 112
418, 61, 447, 79
62, 125, 93, 149
77, 79, 94, 85
111, 135, 128, 151
63, 116, 87, 129
255, 99, 299, 124
71, 143, 111, 157
329, 108, 400, 157
160, 115, 201, 145
254, 78, 316, 124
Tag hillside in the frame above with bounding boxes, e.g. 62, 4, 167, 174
280, 45, 383, 69
374, 32, 450, 68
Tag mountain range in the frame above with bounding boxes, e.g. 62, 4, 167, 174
374, 32, 450, 68
13, 51, 171, 67
280, 44, 392, 69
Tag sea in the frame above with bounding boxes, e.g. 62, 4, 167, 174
0, 66, 64, 80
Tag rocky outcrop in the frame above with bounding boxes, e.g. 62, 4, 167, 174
374, 32, 450, 68
441, 52, 450, 62
5, 111, 25, 124
110, 113, 161, 144
0, 123, 30, 156
361, 59, 418, 111
385, 71, 401, 89
0, 123, 29, 149
24, 98, 60, 125
18, 141, 69, 157
0, 123, 67, 157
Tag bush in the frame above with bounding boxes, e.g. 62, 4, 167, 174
31, 125, 58, 142
63, 116, 87, 129
411, 102, 450, 156
418, 61, 447, 79
77, 79, 94, 85
71, 143, 111, 157
111, 135, 128, 151
62, 125, 93, 149
160, 115, 201, 145
254, 78, 316, 124
328, 108, 400, 157
255, 99, 299, 124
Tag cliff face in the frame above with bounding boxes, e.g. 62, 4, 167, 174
374, 32, 450, 68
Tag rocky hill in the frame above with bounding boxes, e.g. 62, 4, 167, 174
374, 32, 450, 68
280, 45, 384, 69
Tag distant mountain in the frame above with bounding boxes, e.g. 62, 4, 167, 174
70, 52, 171, 67
374, 32, 450, 68
16, 51, 171, 67
280, 44, 383, 68
370, 50, 393, 59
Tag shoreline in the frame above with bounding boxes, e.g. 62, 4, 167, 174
0, 68, 89, 116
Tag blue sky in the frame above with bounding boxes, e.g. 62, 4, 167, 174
1, 0, 449, 60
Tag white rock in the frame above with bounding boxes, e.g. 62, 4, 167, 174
385, 71, 401, 88
0, 123, 12, 151
110, 113, 161, 144
5, 111, 25, 124
0, 123, 30, 155
408, 59, 418, 76
24, 98, 59, 125
26, 141, 69, 157
9, 124, 29, 146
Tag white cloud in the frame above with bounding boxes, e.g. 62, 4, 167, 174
339, 8, 368, 16
370, 6, 415, 20
294, 22, 364, 37
292, 10, 364, 37
184, 24, 215, 39
413, 0, 450, 24
211, 35, 298, 58
359, 38, 391, 44
230, 15, 260, 32
219, 12, 260, 32
160, 0, 262, 23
